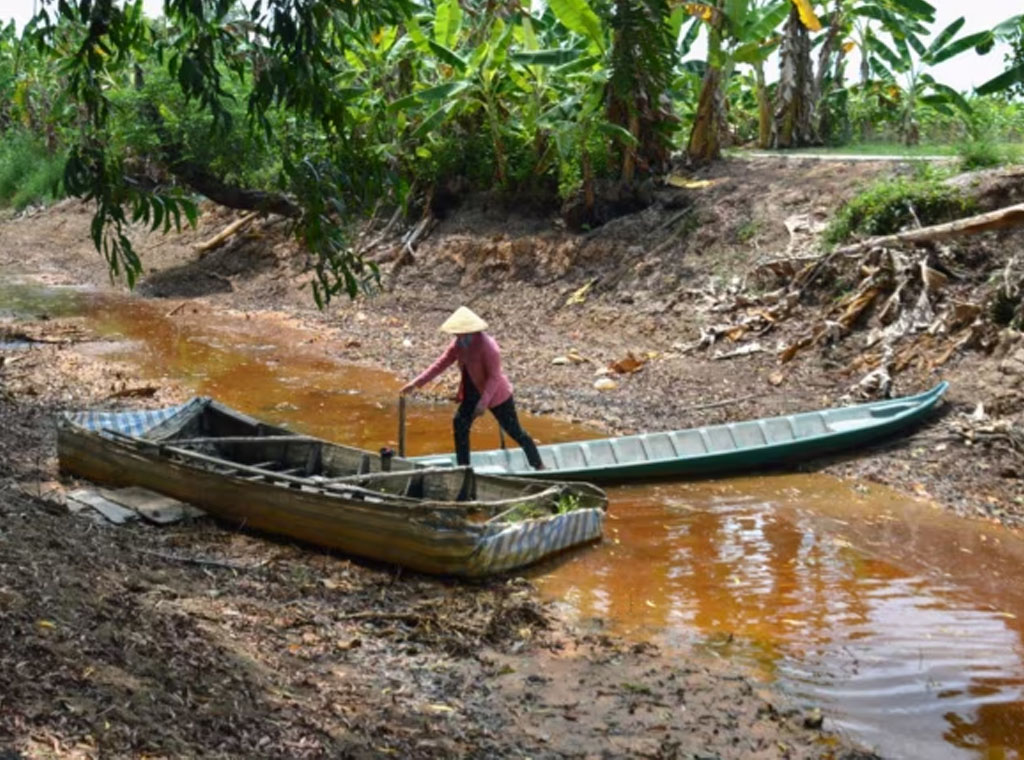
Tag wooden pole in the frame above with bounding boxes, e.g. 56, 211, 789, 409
398, 395, 407, 457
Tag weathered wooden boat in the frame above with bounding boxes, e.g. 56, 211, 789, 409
57, 397, 606, 576
413, 382, 949, 482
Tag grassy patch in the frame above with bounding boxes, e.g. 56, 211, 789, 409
0, 131, 66, 210
956, 139, 1024, 171
824, 168, 975, 246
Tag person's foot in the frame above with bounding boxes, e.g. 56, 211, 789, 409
534, 463, 547, 471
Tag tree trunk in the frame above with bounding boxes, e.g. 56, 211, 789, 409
755, 61, 771, 149
771, 6, 818, 149
687, 64, 724, 163
687, 17, 725, 165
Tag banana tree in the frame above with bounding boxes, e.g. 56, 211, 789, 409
388, 2, 533, 188
683, 0, 790, 161
865, 15, 992, 144
769, 0, 825, 148
729, 0, 789, 147
840, 0, 935, 86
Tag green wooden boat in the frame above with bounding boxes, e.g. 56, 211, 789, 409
412, 382, 949, 482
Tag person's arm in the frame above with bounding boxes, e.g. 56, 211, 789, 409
476, 337, 504, 410
401, 339, 458, 393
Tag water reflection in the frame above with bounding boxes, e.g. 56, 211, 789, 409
5, 278, 1024, 758
532, 477, 1024, 759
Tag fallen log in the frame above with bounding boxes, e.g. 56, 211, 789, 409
832, 203, 1024, 257
194, 211, 261, 254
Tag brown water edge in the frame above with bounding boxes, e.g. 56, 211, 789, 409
6, 279, 1024, 758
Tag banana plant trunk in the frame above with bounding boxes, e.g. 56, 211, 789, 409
754, 60, 771, 149
687, 66, 724, 162
687, 22, 725, 164
771, 5, 818, 148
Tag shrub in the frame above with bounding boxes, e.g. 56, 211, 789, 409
824, 169, 975, 246
957, 138, 1023, 171
0, 131, 65, 210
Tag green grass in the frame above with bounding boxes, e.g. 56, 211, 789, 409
0, 131, 66, 210
823, 167, 975, 247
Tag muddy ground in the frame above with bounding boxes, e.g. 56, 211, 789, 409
3, 154, 1022, 757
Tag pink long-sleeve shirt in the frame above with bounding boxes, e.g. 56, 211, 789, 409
411, 332, 513, 409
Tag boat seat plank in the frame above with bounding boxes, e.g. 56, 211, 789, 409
608, 439, 622, 465
637, 437, 651, 461
579, 443, 594, 467
696, 429, 712, 454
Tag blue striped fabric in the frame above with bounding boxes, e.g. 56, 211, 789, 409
466, 507, 604, 575
62, 397, 205, 438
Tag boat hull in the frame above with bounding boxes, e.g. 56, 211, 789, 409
413, 383, 950, 482
57, 402, 604, 577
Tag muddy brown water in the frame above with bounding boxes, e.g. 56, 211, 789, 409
4, 278, 1024, 759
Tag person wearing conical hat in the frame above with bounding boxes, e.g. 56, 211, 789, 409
401, 306, 546, 472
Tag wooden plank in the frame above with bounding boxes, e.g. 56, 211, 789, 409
163, 435, 323, 446
67, 488, 139, 525
96, 486, 206, 525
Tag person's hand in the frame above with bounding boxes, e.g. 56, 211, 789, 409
473, 404, 486, 419
400, 381, 416, 395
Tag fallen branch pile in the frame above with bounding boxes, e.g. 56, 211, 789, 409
678, 197, 1024, 398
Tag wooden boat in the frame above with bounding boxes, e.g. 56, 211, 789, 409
57, 397, 606, 576
412, 382, 949, 482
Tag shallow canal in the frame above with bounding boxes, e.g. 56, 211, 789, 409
4, 277, 1024, 758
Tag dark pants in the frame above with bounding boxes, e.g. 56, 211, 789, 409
454, 378, 543, 469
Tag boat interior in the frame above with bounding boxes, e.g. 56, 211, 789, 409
94, 398, 605, 513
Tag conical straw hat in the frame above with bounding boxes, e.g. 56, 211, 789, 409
440, 306, 488, 334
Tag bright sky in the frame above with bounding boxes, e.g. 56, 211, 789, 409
1, 0, 1019, 93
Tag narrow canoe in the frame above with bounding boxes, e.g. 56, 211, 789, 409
57, 397, 606, 576
412, 382, 949, 482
